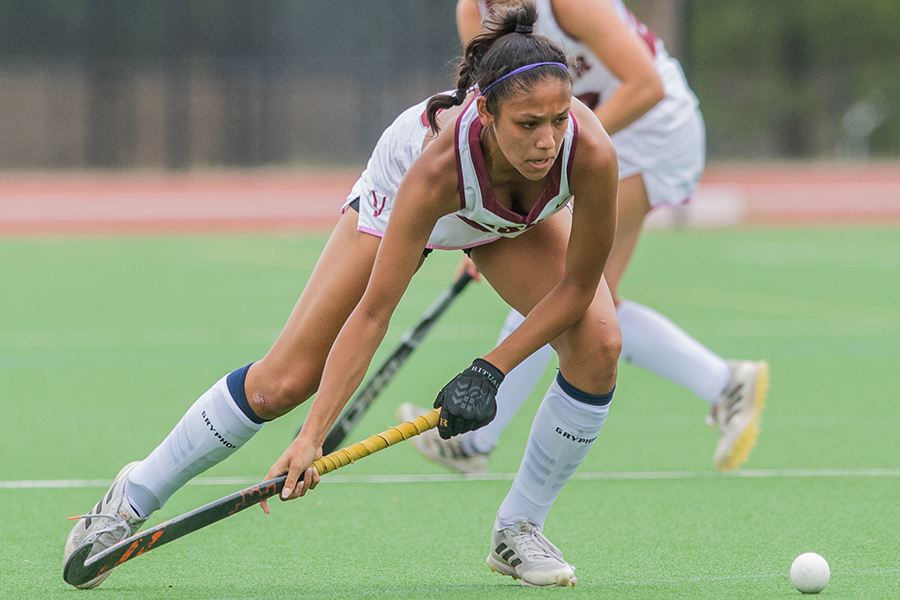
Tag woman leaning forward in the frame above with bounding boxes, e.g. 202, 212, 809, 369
64, 1, 618, 589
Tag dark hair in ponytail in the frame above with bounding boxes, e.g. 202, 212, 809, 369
425, 0, 571, 134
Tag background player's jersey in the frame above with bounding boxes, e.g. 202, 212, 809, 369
479, 0, 698, 134
348, 95, 578, 250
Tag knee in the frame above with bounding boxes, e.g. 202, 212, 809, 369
556, 320, 621, 394
596, 323, 622, 369
245, 361, 321, 420
584, 323, 621, 378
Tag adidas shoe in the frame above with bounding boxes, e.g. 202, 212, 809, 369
487, 520, 576, 587
710, 360, 769, 470
396, 402, 489, 474
63, 461, 147, 589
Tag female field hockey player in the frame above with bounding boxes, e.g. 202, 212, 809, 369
66, 2, 618, 588
401, 0, 768, 473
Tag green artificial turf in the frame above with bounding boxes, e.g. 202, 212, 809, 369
1, 226, 898, 599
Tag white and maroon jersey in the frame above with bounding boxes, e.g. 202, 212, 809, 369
476, 0, 705, 207
348, 95, 579, 250
479, 0, 698, 133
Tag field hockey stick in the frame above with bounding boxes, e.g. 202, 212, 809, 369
63, 408, 441, 587
311, 269, 472, 454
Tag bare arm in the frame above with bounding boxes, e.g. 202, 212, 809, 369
553, 0, 664, 135
456, 0, 484, 45
299, 149, 458, 448
263, 130, 460, 503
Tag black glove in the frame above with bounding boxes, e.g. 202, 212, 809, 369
433, 358, 504, 439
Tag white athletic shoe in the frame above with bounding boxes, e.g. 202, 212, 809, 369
487, 520, 577, 587
710, 360, 769, 471
63, 461, 147, 589
395, 402, 490, 474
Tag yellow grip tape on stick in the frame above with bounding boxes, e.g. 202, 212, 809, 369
310, 408, 440, 477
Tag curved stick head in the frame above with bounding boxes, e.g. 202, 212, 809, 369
63, 543, 101, 587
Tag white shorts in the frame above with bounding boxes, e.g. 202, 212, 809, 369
612, 107, 706, 207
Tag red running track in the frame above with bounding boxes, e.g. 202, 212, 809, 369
700, 163, 900, 226
1, 163, 898, 235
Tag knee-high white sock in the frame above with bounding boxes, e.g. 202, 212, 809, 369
497, 373, 612, 529
617, 300, 730, 404
124, 365, 264, 517
464, 310, 554, 455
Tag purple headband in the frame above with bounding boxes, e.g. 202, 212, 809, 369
478, 62, 569, 97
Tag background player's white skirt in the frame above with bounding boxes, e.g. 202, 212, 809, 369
613, 107, 706, 208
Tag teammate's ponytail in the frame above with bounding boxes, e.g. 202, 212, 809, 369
425, 0, 571, 134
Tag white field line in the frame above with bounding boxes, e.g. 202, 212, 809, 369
2, 468, 899, 489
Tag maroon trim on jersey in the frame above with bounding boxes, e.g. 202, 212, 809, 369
457, 214, 492, 233
453, 97, 479, 211
420, 106, 445, 128
624, 8, 658, 56
567, 114, 579, 179
459, 111, 571, 226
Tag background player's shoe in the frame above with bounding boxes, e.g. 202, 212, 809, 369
711, 360, 769, 470
63, 461, 147, 589
487, 519, 576, 587
395, 402, 489, 474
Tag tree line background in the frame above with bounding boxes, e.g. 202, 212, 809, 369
0, 0, 897, 169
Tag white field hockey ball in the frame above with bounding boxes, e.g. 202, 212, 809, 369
790, 552, 830, 594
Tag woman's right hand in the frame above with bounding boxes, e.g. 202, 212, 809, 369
259, 435, 322, 515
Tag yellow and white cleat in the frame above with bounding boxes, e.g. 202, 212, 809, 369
711, 360, 769, 471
